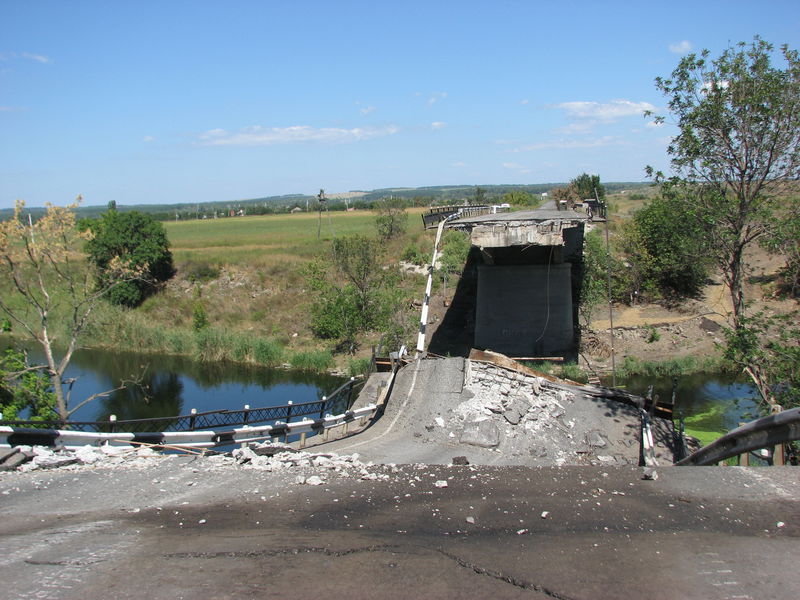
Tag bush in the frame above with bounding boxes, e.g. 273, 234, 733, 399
401, 243, 426, 266
253, 338, 284, 366
183, 260, 220, 283
81, 210, 175, 307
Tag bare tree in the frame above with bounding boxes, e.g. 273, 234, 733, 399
0, 199, 143, 420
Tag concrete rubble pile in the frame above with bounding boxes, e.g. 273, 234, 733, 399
0, 441, 394, 486
226, 442, 393, 484
2, 444, 164, 472
421, 361, 636, 466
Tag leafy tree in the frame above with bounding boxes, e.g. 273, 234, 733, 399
306, 235, 399, 353
649, 36, 800, 411
374, 197, 408, 241
571, 173, 605, 200
438, 230, 471, 298
473, 186, 487, 205
620, 196, 710, 300
81, 210, 175, 307
502, 190, 536, 207
0, 348, 56, 421
0, 200, 143, 420
723, 311, 799, 413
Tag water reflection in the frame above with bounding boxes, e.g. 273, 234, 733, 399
4, 341, 344, 423
613, 371, 760, 430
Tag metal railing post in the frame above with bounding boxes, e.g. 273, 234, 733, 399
189, 408, 197, 430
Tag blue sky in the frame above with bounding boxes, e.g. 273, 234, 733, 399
1, 1, 798, 208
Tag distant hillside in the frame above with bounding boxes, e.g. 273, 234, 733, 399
1, 182, 651, 222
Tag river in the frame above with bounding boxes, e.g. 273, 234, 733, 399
4, 344, 345, 424
611, 371, 761, 432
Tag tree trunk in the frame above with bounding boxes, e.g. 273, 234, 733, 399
40, 330, 67, 421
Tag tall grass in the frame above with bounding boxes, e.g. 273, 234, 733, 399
616, 355, 724, 378
289, 350, 334, 371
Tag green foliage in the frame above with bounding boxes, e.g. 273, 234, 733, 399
401, 243, 426, 266
308, 234, 410, 353
616, 355, 722, 379
192, 302, 209, 331
183, 260, 220, 283
374, 197, 408, 241
289, 350, 334, 371
579, 230, 608, 326
252, 338, 285, 366
650, 36, 799, 325
348, 357, 373, 378
651, 36, 800, 416
502, 190, 537, 207
0, 348, 56, 421
618, 196, 710, 301
646, 327, 661, 343
559, 363, 587, 383
439, 230, 470, 282
722, 311, 799, 412
570, 173, 605, 200
473, 186, 487, 204
82, 210, 175, 307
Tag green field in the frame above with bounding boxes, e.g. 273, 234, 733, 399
68, 208, 436, 370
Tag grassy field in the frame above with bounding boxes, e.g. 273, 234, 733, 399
76, 208, 436, 370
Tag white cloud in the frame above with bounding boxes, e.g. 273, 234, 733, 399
142, 135, 156, 142
645, 120, 664, 128
669, 40, 692, 54
431, 121, 446, 130
198, 124, 400, 146
513, 136, 619, 151
0, 51, 51, 64
451, 161, 466, 167
427, 92, 448, 105
0, 106, 14, 111
519, 99, 530, 105
555, 100, 655, 121
359, 105, 376, 115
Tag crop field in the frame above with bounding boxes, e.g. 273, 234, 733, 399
165, 208, 429, 267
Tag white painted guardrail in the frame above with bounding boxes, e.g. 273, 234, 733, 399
0, 404, 378, 450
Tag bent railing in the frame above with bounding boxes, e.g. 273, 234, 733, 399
675, 407, 800, 466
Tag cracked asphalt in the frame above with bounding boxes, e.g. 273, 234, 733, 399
1, 458, 798, 599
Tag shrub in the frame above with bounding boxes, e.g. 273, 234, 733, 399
81, 209, 175, 307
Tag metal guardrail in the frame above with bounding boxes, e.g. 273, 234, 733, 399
675, 407, 800, 466
0, 377, 363, 434
421, 205, 509, 229
0, 403, 378, 450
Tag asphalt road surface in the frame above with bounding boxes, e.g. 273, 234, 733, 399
1, 456, 798, 600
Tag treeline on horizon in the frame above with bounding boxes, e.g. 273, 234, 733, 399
3, 181, 651, 222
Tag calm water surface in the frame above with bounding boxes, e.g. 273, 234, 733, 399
9, 344, 345, 423
611, 371, 761, 430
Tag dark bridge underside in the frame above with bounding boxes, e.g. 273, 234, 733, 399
429, 211, 586, 360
